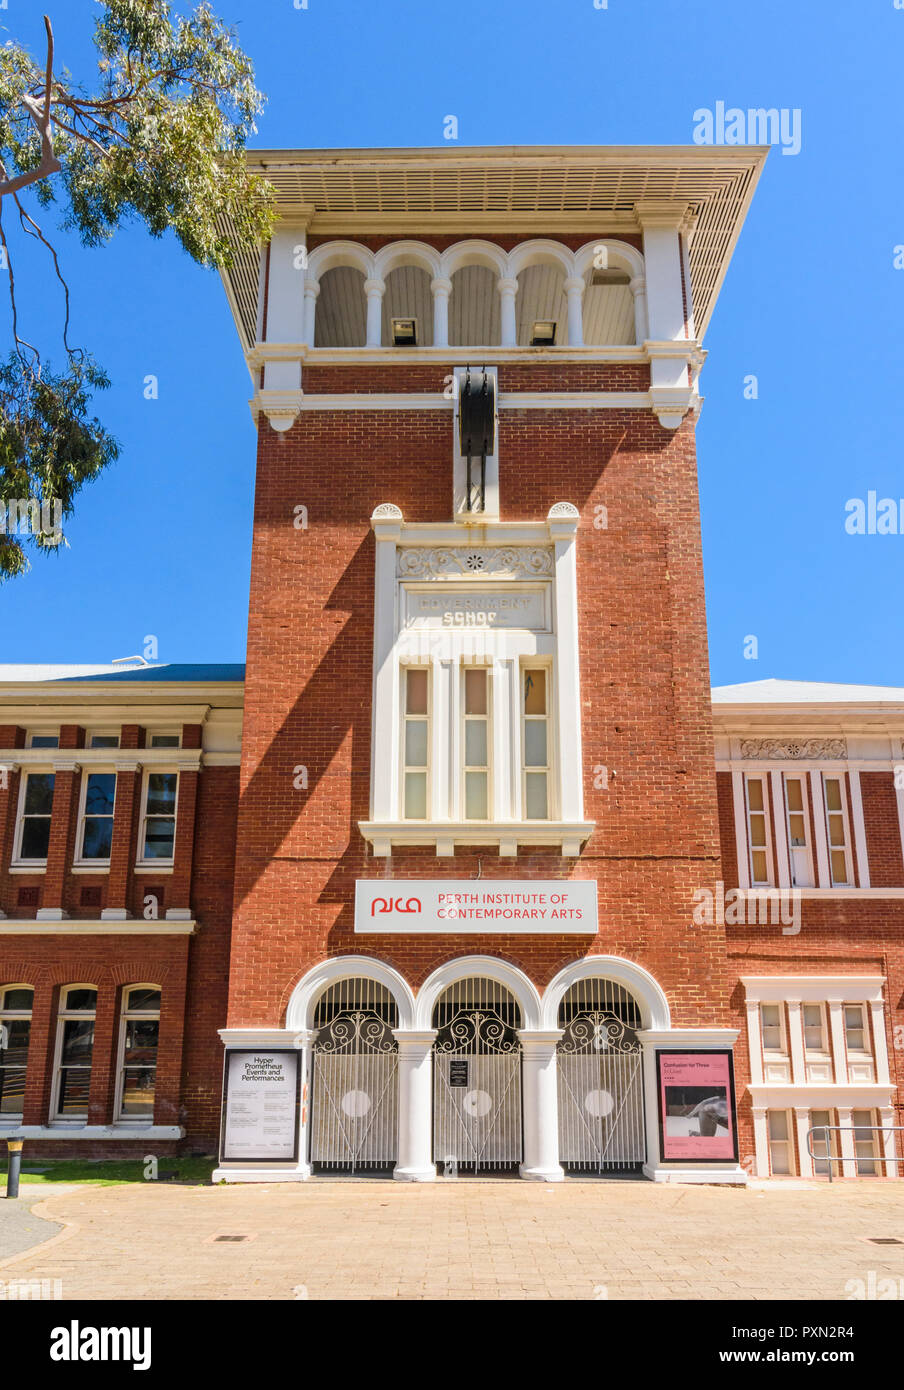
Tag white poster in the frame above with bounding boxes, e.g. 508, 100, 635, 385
221, 1051, 299, 1162
355, 880, 597, 934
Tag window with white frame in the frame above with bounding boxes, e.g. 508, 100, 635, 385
822, 775, 852, 885
147, 731, 181, 748
522, 666, 551, 820
26, 731, 58, 748
759, 1002, 786, 1055
852, 1108, 878, 1175
462, 667, 490, 819
138, 772, 178, 862
88, 732, 119, 749
0, 986, 32, 1119
802, 1002, 827, 1054
76, 772, 116, 862
53, 987, 96, 1119
809, 1108, 835, 1175
117, 987, 160, 1121
767, 1109, 792, 1175
14, 772, 55, 863
783, 775, 813, 887
744, 775, 771, 885
843, 1003, 869, 1057
402, 668, 429, 820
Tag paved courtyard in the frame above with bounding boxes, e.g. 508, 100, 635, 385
2, 1178, 903, 1300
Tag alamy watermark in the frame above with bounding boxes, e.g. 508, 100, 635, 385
693, 102, 801, 156
0, 496, 63, 545
692, 881, 801, 934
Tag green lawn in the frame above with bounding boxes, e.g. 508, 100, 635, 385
0, 1155, 217, 1187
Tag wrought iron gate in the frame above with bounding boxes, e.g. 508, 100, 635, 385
557, 979, 645, 1173
433, 978, 522, 1173
310, 978, 399, 1172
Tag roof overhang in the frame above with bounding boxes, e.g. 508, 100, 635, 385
219, 143, 768, 351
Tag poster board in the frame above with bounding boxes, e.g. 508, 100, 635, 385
219, 1050, 301, 1164
656, 1050, 738, 1163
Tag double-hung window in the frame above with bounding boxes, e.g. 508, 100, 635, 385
783, 775, 812, 887
53, 988, 96, 1119
402, 669, 429, 820
822, 776, 852, 885
463, 668, 490, 820
117, 987, 160, 1121
77, 772, 116, 862
0, 986, 32, 1119
138, 773, 178, 862
743, 775, 771, 885
523, 667, 550, 820
759, 1003, 785, 1054
802, 1002, 827, 1054
15, 772, 55, 863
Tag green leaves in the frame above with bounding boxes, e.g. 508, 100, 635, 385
0, 354, 119, 578
0, 1, 276, 579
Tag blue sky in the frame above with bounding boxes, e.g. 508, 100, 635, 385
3, 0, 903, 688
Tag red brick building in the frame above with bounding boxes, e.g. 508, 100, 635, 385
2, 147, 900, 1181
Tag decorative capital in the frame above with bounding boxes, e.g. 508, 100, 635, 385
430, 276, 453, 296
371, 502, 404, 521
363, 277, 386, 298
547, 501, 580, 520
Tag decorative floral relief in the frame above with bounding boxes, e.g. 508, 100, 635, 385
739, 738, 847, 760
397, 546, 553, 579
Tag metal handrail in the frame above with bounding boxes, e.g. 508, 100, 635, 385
805, 1125, 904, 1182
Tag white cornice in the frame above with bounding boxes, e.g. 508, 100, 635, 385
248, 342, 653, 368
0, 920, 196, 935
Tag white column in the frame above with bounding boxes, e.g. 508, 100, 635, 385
746, 1000, 764, 1084
433, 657, 454, 827
810, 770, 830, 886
848, 770, 871, 888
635, 203, 688, 345
497, 276, 518, 346
629, 276, 647, 345
795, 1107, 814, 1178
492, 657, 515, 829
894, 763, 904, 876
752, 1107, 769, 1178
770, 770, 791, 888
563, 275, 585, 346
262, 228, 305, 390
879, 1106, 898, 1177
431, 276, 452, 348
370, 506, 402, 831
364, 277, 385, 347
786, 999, 805, 1083
518, 1030, 564, 1181
303, 279, 320, 346
548, 503, 583, 824
870, 998, 891, 1084
836, 1106, 856, 1178
828, 1001, 847, 1083
295, 1029, 315, 1178
731, 769, 750, 889
393, 1030, 437, 1181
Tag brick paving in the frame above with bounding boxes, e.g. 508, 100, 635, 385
4, 1177, 904, 1300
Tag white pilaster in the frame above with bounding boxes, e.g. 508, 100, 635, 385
370, 505, 403, 830
828, 1001, 847, 1084
518, 1030, 564, 1181
732, 769, 750, 889
786, 999, 805, 1084
810, 770, 831, 886
848, 770, 871, 888
746, 1000, 764, 1084
492, 657, 515, 824
635, 201, 691, 428
497, 276, 518, 346
393, 1030, 437, 1181
869, 999, 891, 1084
752, 1107, 769, 1177
433, 657, 454, 822
879, 1106, 898, 1177
836, 1106, 856, 1178
431, 276, 452, 348
629, 276, 648, 345
563, 275, 585, 347
262, 228, 305, 391
303, 279, 320, 346
770, 770, 791, 888
547, 503, 583, 823
794, 1107, 814, 1177
364, 277, 385, 347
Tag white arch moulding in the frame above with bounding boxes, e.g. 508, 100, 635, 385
540, 954, 671, 1031
414, 954, 542, 1030
285, 953, 416, 1031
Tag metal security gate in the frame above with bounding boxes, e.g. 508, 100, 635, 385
433, 978, 522, 1173
310, 978, 399, 1173
557, 979, 645, 1173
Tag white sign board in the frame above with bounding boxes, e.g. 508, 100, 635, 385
355, 880, 597, 934
221, 1051, 299, 1162
402, 587, 549, 631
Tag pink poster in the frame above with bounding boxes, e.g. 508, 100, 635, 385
657, 1051, 737, 1162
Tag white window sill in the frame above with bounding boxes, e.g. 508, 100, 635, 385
0, 1123, 184, 1140
359, 819, 594, 857
71, 863, 111, 874
134, 863, 175, 873
8, 863, 47, 874
732, 886, 904, 901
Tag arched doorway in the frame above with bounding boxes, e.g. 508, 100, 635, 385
556, 978, 645, 1174
309, 977, 399, 1173
432, 976, 523, 1173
